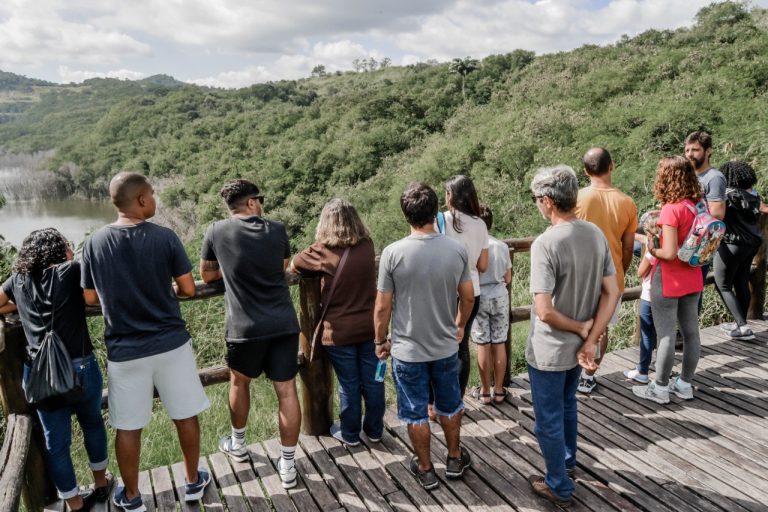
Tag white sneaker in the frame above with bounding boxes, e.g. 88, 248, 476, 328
727, 325, 755, 341
278, 458, 297, 489
218, 436, 248, 462
670, 377, 694, 400
632, 381, 670, 404
720, 322, 737, 332
623, 368, 649, 384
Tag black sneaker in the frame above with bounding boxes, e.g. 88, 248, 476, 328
69, 489, 97, 511
93, 472, 114, 503
577, 376, 597, 394
409, 456, 439, 490
445, 446, 471, 479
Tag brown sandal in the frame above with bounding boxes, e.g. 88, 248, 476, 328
493, 387, 508, 404
470, 386, 492, 405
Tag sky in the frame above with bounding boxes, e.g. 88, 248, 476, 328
1, 0, 766, 89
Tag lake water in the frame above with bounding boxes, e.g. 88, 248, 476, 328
0, 200, 115, 248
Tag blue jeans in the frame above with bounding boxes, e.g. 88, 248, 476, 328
324, 341, 385, 442
637, 299, 657, 375
393, 353, 463, 425
527, 364, 581, 500
23, 354, 109, 499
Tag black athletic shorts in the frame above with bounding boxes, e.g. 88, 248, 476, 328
225, 333, 299, 381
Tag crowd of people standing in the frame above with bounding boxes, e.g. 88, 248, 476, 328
0, 131, 762, 510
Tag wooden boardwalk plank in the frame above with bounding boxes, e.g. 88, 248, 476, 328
76, 322, 768, 512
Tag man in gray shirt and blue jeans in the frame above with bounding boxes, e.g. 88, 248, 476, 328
526, 166, 619, 508
374, 182, 475, 491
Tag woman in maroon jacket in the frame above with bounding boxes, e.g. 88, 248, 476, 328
291, 199, 384, 446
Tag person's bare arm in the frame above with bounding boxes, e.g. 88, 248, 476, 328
577, 275, 620, 371
503, 268, 512, 285
637, 255, 652, 278
199, 259, 222, 283
476, 248, 489, 273
373, 291, 393, 360
0, 290, 17, 315
455, 280, 475, 343
174, 272, 196, 298
621, 229, 635, 273
650, 225, 678, 261
708, 200, 725, 220
283, 258, 290, 271
83, 288, 100, 305
534, 293, 593, 339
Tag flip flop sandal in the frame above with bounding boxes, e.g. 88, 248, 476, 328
493, 388, 509, 404
470, 386, 492, 405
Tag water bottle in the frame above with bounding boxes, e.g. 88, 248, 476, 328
374, 360, 387, 382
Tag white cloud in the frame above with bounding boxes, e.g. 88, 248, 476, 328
0, 0, 151, 69
57, 66, 147, 83
189, 39, 385, 88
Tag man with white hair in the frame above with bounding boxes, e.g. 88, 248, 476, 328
526, 165, 620, 507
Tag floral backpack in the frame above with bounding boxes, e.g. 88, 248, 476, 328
676, 199, 726, 267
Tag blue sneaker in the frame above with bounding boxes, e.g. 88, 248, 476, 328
112, 487, 146, 512
185, 469, 212, 502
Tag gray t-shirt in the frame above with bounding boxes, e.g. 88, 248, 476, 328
479, 236, 512, 299
377, 233, 471, 363
698, 167, 726, 203
526, 220, 615, 371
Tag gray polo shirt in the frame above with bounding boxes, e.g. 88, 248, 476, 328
378, 233, 471, 363
526, 220, 615, 371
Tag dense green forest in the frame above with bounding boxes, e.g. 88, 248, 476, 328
1, 2, 765, 252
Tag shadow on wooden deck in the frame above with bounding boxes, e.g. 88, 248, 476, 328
44, 320, 768, 512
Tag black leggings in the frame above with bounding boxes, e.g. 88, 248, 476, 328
713, 243, 759, 326
429, 295, 480, 404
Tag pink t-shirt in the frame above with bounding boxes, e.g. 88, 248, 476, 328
653, 200, 704, 297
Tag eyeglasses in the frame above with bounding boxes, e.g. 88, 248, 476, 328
531, 195, 545, 203
251, 195, 265, 204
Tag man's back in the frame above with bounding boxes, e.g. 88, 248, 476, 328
81, 222, 191, 362
378, 233, 470, 363
201, 215, 299, 343
575, 186, 637, 291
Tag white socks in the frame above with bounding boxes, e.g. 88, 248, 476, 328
232, 426, 246, 448
281, 444, 296, 469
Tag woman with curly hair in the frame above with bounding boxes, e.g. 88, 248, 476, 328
633, 156, 704, 404
714, 161, 762, 340
291, 199, 384, 446
0, 228, 111, 510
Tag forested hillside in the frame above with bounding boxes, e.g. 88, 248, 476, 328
1, 1, 767, 251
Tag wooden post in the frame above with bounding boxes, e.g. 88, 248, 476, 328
0, 414, 33, 510
0, 320, 57, 509
296, 277, 334, 436
748, 215, 768, 320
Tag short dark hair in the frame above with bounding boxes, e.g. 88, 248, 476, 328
720, 160, 757, 189
110, 172, 151, 209
684, 131, 712, 151
478, 204, 493, 230
582, 147, 612, 176
400, 182, 438, 227
220, 179, 260, 211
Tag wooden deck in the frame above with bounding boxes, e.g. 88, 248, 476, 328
43, 320, 768, 512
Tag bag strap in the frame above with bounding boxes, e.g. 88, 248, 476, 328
309, 246, 351, 361
437, 212, 445, 234
21, 273, 56, 334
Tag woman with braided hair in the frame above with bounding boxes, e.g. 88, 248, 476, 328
714, 160, 763, 340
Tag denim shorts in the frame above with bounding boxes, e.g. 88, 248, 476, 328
392, 353, 463, 425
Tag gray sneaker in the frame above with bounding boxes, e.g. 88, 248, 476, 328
218, 436, 248, 462
669, 377, 694, 400
278, 458, 297, 489
727, 326, 755, 341
720, 322, 737, 332
632, 381, 670, 404
445, 446, 471, 479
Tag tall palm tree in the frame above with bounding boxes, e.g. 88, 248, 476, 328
449, 57, 480, 100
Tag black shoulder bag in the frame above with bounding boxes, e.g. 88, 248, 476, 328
309, 247, 351, 362
22, 275, 84, 411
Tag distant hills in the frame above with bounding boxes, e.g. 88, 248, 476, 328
0, 70, 54, 90
0, 1, 766, 251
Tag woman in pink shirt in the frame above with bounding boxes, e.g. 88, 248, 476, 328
633, 156, 703, 405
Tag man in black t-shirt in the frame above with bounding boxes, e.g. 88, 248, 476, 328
81, 172, 211, 508
200, 179, 301, 489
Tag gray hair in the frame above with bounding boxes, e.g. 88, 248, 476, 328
530, 165, 579, 212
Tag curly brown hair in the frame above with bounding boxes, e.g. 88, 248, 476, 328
653, 156, 702, 205
12, 228, 68, 274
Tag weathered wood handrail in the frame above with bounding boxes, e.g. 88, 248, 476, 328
0, 414, 32, 511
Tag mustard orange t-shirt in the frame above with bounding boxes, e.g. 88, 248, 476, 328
575, 186, 638, 292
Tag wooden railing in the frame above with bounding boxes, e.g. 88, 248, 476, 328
1, 232, 766, 509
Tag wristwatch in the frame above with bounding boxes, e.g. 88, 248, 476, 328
374, 340, 387, 345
